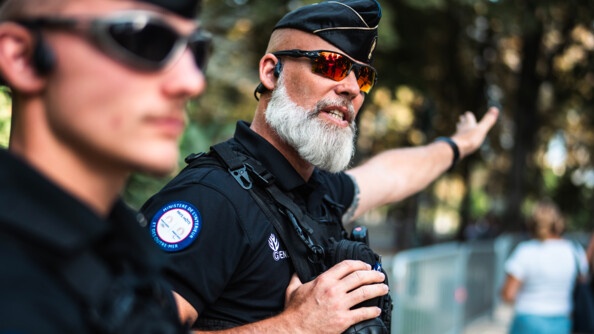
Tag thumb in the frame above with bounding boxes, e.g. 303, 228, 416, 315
285, 273, 303, 307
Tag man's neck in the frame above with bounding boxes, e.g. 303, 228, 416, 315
11, 144, 126, 216
250, 113, 315, 181
9, 102, 126, 217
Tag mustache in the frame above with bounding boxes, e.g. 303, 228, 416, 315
310, 99, 356, 121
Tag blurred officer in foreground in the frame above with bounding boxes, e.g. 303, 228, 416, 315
0, 0, 209, 332
141, 0, 499, 333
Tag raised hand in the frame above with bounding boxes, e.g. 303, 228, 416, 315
451, 106, 499, 158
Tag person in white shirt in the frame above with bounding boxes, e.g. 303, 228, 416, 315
502, 199, 588, 334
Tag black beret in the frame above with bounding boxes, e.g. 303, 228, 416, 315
139, 0, 201, 19
274, 0, 381, 64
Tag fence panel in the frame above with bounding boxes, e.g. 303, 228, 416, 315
387, 233, 586, 333
391, 243, 466, 334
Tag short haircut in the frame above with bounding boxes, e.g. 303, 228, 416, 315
0, 0, 68, 20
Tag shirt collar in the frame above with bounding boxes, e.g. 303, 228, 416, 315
232, 121, 308, 192
0, 149, 125, 252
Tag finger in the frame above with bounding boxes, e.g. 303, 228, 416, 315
340, 269, 387, 295
347, 282, 389, 307
477, 107, 499, 130
347, 306, 383, 325
284, 274, 302, 307
286, 273, 302, 294
321, 260, 372, 280
457, 111, 476, 127
464, 111, 477, 124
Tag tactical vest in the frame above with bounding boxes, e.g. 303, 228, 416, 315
184, 141, 392, 333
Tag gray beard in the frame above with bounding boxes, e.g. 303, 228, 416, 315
264, 78, 356, 173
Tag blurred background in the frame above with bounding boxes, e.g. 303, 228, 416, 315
1, 0, 593, 252
1, 1, 592, 332
154, 0, 593, 252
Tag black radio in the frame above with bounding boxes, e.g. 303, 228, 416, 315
323, 227, 392, 334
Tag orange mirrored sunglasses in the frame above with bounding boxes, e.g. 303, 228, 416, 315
273, 49, 378, 94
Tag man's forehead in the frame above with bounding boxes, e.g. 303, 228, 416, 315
271, 29, 347, 55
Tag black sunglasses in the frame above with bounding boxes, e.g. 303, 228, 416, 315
273, 49, 378, 93
16, 10, 212, 71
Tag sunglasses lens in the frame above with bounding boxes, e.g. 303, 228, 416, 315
314, 51, 375, 93
357, 66, 376, 94
313, 52, 351, 81
108, 21, 178, 64
188, 33, 211, 70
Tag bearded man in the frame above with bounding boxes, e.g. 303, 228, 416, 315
140, 0, 499, 333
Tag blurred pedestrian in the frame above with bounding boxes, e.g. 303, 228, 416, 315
501, 199, 588, 334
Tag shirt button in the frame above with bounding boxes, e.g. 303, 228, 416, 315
136, 213, 148, 227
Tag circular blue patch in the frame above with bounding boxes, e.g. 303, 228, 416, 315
150, 201, 202, 252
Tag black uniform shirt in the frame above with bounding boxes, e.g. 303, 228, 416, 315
141, 121, 356, 329
0, 149, 183, 333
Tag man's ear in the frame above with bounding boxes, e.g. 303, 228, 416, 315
258, 53, 280, 91
0, 23, 47, 93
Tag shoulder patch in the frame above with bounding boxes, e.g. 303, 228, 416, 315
150, 201, 202, 252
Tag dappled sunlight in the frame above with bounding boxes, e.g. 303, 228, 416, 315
1, 0, 591, 247
0, 88, 11, 148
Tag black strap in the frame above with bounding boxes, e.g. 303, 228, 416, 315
202, 142, 328, 282
571, 240, 587, 278
254, 185, 326, 281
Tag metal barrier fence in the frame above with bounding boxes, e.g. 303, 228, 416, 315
386, 235, 523, 334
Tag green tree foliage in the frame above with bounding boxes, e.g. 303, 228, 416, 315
127, 0, 594, 249
0, 88, 10, 148
1, 0, 592, 249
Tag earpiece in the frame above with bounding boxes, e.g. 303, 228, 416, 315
254, 83, 266, 101
273, 61, 283, 77
254, 60, 283, 101
31, 35, 55, 76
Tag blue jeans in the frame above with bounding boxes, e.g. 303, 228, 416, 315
509, 313, 571, 334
